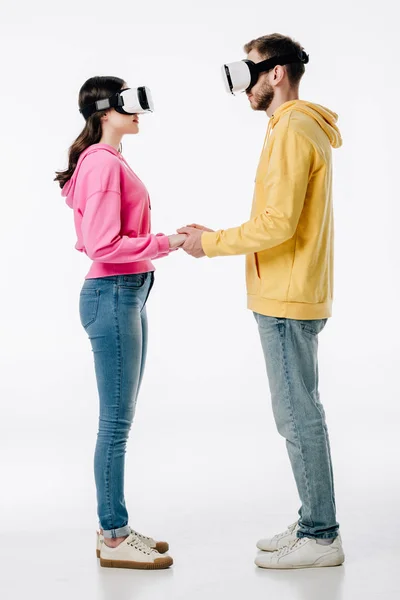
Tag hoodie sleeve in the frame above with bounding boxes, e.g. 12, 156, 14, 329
79, 155, 170, 263
201, 129, 313, 257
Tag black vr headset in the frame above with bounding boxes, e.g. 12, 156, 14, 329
222, 50, 309, 95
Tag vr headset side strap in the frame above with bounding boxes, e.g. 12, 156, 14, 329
253, 51, 310, 76
80, 93, 123, 120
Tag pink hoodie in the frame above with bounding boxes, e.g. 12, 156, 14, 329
62, 143, 171, 279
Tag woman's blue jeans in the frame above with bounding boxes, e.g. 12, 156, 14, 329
79, 272, 154, 539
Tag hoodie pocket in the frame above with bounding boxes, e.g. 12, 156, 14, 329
79, 289, 100, 329
246, 253, 261, 294
254, 253, 261, 279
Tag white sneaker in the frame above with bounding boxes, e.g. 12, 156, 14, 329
96, 528, 169, 558
99, 532, 173, 570
257, 521, 299, 552
255, 536, 345, 570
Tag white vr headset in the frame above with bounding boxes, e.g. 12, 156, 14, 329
80, 86, 154, 120
222, 50, 309, 95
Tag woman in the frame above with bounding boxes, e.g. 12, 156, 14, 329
54, 76, 186, 570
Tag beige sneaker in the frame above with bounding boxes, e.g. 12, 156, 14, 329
96, 527, 169, 558
99, 532, 173, 570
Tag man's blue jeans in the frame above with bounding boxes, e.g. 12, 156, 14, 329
254, 313, 339, 540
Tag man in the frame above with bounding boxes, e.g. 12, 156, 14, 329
178, 33, 344, 569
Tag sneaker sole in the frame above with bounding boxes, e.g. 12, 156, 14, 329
96, 541, 169, 558
99, 556, 173, 570
256, 555, 345, 570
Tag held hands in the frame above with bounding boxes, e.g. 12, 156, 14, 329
182, 224, 215, 233
168, 234, 187, 250
168, 224, 215, 258
177, 224, 215, 258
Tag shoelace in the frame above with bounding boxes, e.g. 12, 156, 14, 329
273, 521, 298, 541
131, 529, 152, 543
276, 537, 306, 558
127, 534, 155, 556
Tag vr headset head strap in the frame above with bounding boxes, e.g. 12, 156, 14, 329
79, 92, 124, 120
254, 51, 309, 73
246, 50, 309, 90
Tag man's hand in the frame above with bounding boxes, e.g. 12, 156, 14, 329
177, 226, 209, 258
183, 223, 215, 233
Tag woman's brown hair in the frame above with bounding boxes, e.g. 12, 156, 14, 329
54, 76, 125, 189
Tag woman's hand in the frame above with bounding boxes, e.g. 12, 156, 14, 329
168, 234, 187, 249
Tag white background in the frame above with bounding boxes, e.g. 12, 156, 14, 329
0, 1, 399, 598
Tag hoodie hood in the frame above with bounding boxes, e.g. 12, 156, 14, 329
271, 100, 342, 149
61, 143, 122, 208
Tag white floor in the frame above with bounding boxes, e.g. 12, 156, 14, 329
2, 320, 400, 599
2, 506, 399, 599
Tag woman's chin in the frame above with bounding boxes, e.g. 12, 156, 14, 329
126, 126, 140, 135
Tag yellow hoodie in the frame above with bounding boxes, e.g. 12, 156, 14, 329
201, 100, 342, 320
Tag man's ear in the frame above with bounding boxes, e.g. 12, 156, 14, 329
273, 65, 286, 84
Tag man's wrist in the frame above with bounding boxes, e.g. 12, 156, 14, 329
201, 231, 219, 258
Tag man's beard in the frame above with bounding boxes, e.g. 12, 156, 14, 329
251, 80, 274, 112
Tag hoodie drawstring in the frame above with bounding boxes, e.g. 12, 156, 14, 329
261, 116, 274, 153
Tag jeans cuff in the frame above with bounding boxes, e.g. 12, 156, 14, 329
102, 524, 131, 539
297, 531, 338, 540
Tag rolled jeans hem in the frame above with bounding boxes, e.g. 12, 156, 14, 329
297, 531, 339, 541
102, 524, 131, 539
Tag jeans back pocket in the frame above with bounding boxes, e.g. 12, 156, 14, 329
79, 289, 100, 328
